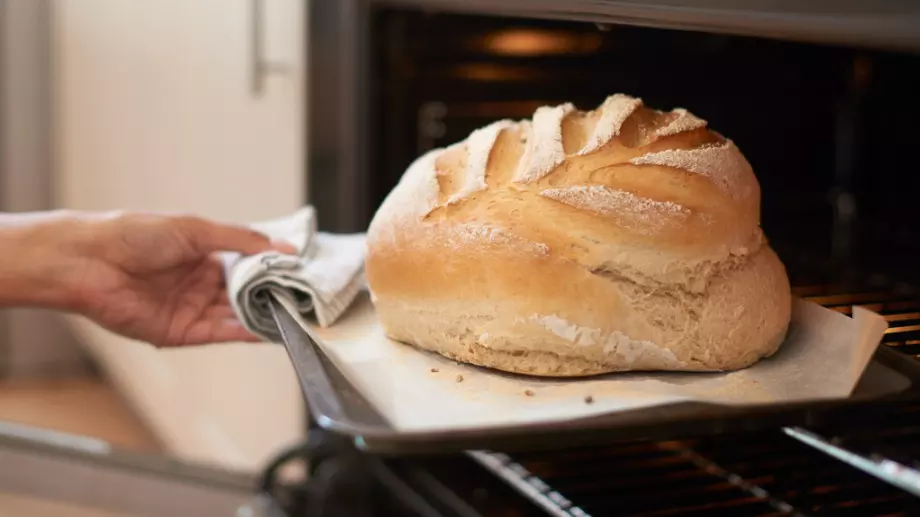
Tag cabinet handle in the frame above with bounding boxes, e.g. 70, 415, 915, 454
250, 0, 292, 97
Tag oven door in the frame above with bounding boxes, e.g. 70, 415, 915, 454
0, 422, 274, 517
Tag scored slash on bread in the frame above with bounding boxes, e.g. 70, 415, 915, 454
365, 93, 792, 377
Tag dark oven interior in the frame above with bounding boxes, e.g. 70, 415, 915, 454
298, 3, 920, 517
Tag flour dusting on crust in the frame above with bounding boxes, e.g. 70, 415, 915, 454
397, 149, 442, 218
513, 103, 574, 184
530, 314, 684, 367
540, 185, 690, 234
447, 120, 514, 204
449, 224, 549, 255
629, 141, 753, 201
654, 108, 708, 138
577, 94, 644, 155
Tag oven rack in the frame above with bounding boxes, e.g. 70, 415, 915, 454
464, 288, 920, 517
468, 416, 920, 517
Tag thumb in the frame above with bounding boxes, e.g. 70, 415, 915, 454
177, 216, 278, 256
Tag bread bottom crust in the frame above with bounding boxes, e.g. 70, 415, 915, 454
385, 325, 787, 378
372, 244, 792, 377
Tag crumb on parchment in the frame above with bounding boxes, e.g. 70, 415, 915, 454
524, 390, 534, 397
455, 374, 464, 382
585, 395, 594, 404
430, 368, 439, 373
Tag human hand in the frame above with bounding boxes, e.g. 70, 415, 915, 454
46, 211, 293, 347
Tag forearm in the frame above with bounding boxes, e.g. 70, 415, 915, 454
0, 210, 83, 310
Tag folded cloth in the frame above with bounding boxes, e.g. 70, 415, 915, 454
221, 206, 366, 342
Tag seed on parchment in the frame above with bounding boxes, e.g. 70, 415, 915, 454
584, 395, 594, 404
455, 374, 464, 382
524, 390, 535, 397
430, 368, 439, 373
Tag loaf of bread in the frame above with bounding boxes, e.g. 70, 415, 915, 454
365, 94, 792, 377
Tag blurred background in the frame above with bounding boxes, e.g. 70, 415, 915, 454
1, 0, 306, 514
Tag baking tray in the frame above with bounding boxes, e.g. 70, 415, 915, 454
268, 295, 920, 456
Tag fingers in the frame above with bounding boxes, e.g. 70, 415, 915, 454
177, 216, 279, 256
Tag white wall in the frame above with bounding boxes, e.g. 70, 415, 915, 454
49, 0, 309, 472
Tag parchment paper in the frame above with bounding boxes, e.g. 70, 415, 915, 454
305, 292, 889, 433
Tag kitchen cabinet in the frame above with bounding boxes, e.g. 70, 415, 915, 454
51, 0, 307, 472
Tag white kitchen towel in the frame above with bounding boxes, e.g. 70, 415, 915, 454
222, 206, 367, 342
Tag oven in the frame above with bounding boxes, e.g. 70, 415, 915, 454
294, 1, 920, 516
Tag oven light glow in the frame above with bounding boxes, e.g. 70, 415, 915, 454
483, 29, 602, 56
